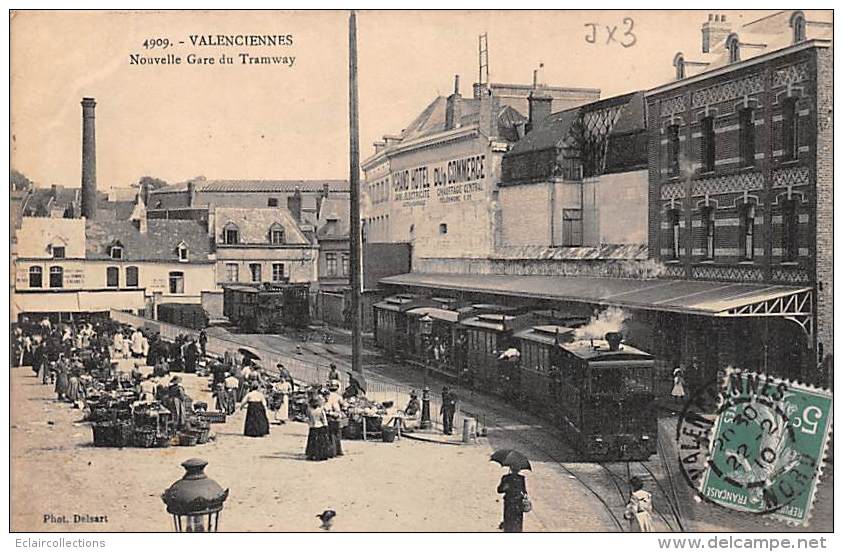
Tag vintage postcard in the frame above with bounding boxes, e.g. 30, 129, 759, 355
8, 8, 834, 537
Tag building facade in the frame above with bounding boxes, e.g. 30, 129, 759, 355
361, 76, 601, 262
646, 10, 832, 384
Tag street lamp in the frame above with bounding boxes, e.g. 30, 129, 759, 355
162, 458, 229, 532
419, 314, 433, 386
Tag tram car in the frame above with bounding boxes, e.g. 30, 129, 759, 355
516, 326, 657, 460
372, 294, 436, 357
223, 283, 310, 333
457, 307, 536, 395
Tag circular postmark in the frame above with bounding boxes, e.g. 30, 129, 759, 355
676, 369, 820, 519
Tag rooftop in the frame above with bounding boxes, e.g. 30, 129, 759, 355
85, 219, 212, 262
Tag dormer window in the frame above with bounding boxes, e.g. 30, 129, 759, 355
673, 53, 685, 80
177, 241, 189, 262
790, 11, 806, 43
269, 223, 285, 245
726, 34, 740, 63
223, 223, 240, 245
52, 246, 66, 259
110, 246, 123, 260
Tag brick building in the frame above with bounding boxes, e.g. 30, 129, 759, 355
646, 10, 832, 384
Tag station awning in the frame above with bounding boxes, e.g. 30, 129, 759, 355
380, 272, 813, 339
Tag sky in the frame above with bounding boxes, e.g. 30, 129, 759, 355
10, 9, 781, 191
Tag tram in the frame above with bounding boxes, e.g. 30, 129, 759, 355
516, 326, 657, 460
223, 283, 310, 333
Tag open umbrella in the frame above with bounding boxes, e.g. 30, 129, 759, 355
490, 449, 532, 472
237, 347, 261, 361
346, 371, 368, 392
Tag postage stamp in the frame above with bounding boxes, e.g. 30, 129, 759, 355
698, 370, 833, 525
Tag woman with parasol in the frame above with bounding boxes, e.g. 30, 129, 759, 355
492, 449, 532, 532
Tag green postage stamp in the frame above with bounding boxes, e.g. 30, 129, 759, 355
700, 370, 833, 525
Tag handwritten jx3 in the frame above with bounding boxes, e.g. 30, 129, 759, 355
584, 17, 636, 48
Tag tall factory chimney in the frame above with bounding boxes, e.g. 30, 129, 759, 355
80, 97, 98, 219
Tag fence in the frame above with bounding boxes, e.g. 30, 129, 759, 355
109, 309, 467, 433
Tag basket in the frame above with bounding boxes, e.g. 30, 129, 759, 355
193, 427, 211, 444
178, 432, 198, 447
133, 429, 157, 448
196, 410, 227, 424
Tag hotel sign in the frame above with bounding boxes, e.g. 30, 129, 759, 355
391, 154, 486, 207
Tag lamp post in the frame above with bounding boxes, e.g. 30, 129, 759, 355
419, 314, 433, 386
162, 458, 229, 532
420, 386, 431, 430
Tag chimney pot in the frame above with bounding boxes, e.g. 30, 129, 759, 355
445, 75, 463, 130
453, 74, 460, 95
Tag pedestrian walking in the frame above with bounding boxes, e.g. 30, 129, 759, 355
272, 378, 292, 423
497, 466, 528, 532
223, 372, 239, 415
671, 366, 686, 407
54, 355, 69, 401
440, 386, 457, 435
241, 382, 270, 438
624, 476, 655, 532
198, 329, 208, 358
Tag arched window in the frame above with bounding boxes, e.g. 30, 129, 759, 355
49, 266, 64, 288
726, 34, 740, 63
176, 242, 189, 262
29, 266, 43, 288
222, 223, 240, 245
673, 53, 685, 80
269, 223, 285, 245
790, 11, 806, 43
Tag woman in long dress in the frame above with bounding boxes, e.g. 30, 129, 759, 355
274, 379, 292, 423
166, 376, 189, 430
241, 383, 270, 437
112, 332, 124, 360
497, 466, 527, 532
624, 476, 655, 532
54, 356, 69, 401
671, 367, 686, 405
305, 395, 332, 461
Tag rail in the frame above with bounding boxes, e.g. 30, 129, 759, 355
108, 309, 465, 432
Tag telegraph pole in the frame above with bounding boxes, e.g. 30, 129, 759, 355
349, 10, 363, 374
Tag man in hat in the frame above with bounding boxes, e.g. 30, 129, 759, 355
440, 386, 457, 435
324, 379, 346, 457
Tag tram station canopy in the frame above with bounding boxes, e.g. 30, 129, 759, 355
380, 272, 813, 337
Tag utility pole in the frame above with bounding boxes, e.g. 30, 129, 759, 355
349, 10, 363, 374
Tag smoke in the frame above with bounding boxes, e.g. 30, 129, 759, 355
574, 306, 630, 340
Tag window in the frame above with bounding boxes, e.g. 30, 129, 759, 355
727, 35, 740, 63
702, 207, 715, 259
29, 266, 42, 288
223, 224, 240, 245
669, 209, 682, 259
110, 246, 123, 260
791, 12, 806, 43
168, 271, 184, 294
341, 253, 350, 277
49, 266, 64, 288
267, 197, 278, 207
562, 209, 583, 246
739, 108, 755, 167
700, 116, 715, 172
668, 124, 680, 176
740, 204, 756, 261
106, 266, 119, 287
177, 244, 189, 262
249, 263, 262, 283
326, 252, 338, 277
52, 246, 65, 259
782, 200, 798, 262
126, 266, 139, 287
269, 224, 285, 245
272, 263, 285, 282
782, 98, 799, 161
439, 223, 448, 235
225, 263, 239, 283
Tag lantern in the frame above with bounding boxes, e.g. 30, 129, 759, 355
162, 458, 229, 532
